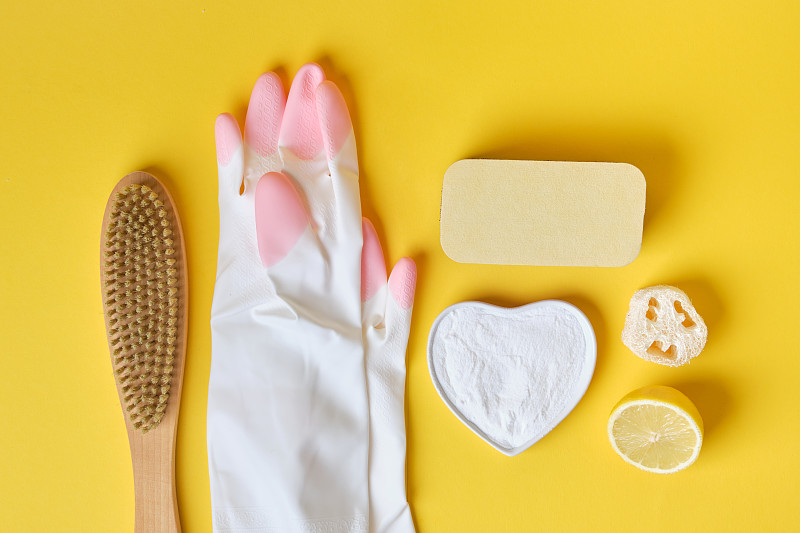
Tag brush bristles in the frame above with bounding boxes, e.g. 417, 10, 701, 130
104, 184, 179, 433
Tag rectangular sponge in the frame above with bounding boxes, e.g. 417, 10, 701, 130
440, 159, 646, 267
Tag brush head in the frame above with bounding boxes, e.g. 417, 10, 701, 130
102, 178, 184, 433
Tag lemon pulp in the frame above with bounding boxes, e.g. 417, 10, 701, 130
608, 386, 703, 474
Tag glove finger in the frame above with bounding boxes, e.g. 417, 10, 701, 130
316, 80, 358, 177
243, 72, 285, 193
278, 63, 325, 160
367, 255, 416, 533
215, 113, 244, 206
315, 79, 362, 244
385, 257, 417, 333
362, 218, 388, 327
254, 171, 309, 268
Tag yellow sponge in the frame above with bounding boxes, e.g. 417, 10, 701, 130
440, 159, 646, 266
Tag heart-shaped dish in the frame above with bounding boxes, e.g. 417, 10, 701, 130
427, 300, 596, 456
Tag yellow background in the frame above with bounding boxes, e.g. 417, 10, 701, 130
1, 1, 799, 531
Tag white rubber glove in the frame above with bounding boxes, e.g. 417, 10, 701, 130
361, 220, 417, 533
208, 64, 367, 532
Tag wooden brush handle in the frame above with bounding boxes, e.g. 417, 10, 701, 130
131, 428, 181, 533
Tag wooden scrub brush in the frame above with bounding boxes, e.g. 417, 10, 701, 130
100, 171, 187, 533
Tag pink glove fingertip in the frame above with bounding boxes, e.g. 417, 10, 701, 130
316, 80, 354, 162
388, 258, 417, 310
279, 63, 325, 159
361, 218, 387, 303
215, 113, 242, 166
245, 72, 285, 158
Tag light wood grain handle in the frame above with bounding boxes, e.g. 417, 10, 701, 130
130, 414, 181, 533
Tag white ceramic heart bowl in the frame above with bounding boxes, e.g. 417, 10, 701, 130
427, 300, 596, 456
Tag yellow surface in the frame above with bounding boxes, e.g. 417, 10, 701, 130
1, 1, 799, 531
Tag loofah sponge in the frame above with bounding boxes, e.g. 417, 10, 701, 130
621, 285, 707, 367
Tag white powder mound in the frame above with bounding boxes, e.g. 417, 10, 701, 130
430, 303, 591, 451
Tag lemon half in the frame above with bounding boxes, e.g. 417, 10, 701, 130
608, 386, 703, 474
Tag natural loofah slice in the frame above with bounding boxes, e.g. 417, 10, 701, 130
621, 285, 707, 367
